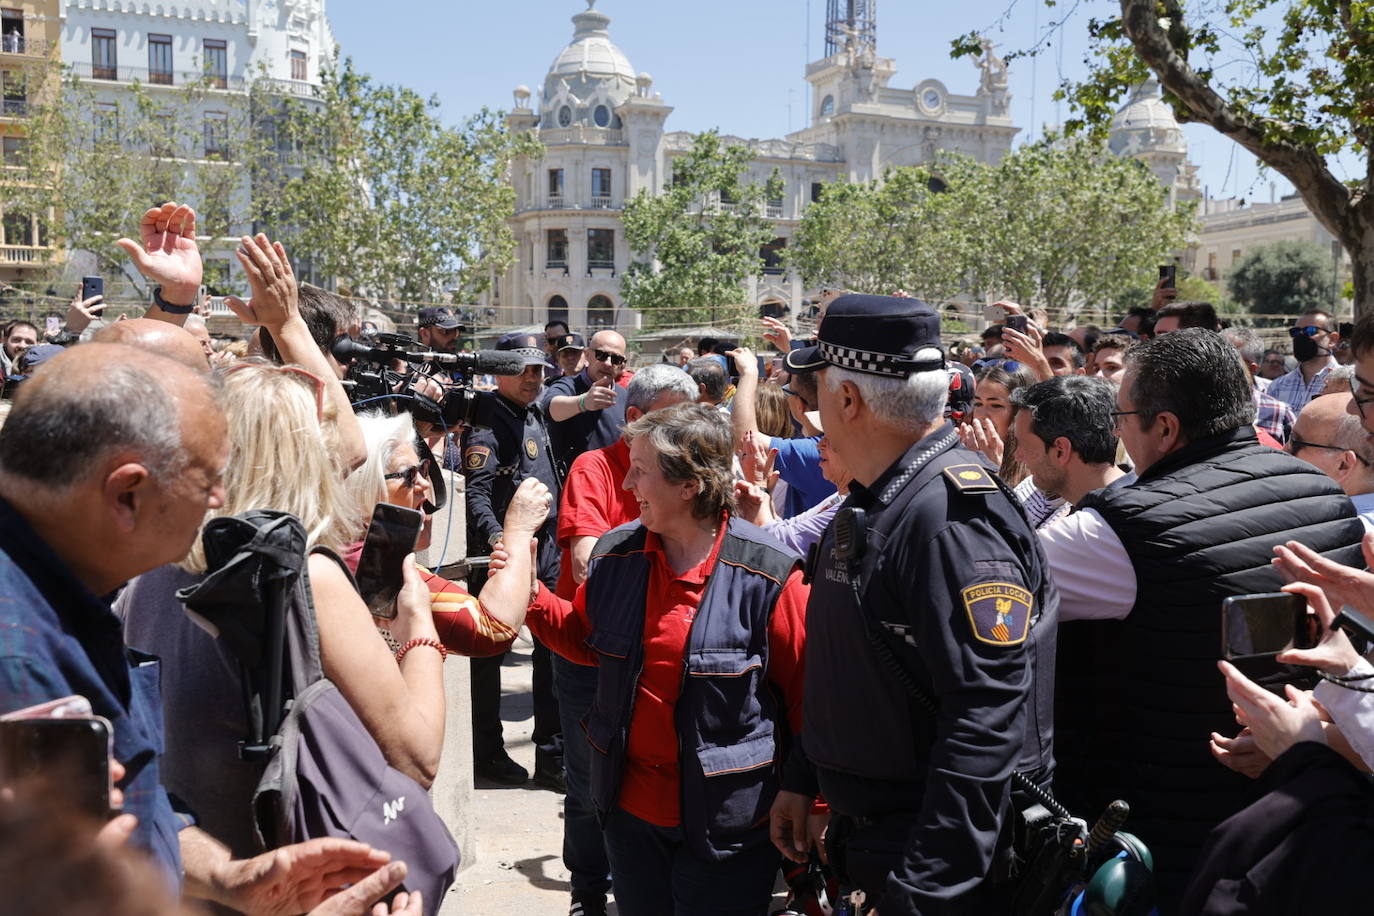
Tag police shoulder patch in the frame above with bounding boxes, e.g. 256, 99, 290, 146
943, 463, 997, 493
961, 581, 1033, 647
525, 437, 538, 460
464, 446, 491, 470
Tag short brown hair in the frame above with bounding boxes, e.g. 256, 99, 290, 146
623, 402, 735, 521
260, 285, 355, 363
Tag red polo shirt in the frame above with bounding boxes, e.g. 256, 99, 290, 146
527, 521, 808, 827
555, 438, 640, 599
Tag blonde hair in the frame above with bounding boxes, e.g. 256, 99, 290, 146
180, 361, 360, 574
343, 411, 419, 525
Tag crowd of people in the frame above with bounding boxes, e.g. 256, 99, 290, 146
1, 201, 1373, 916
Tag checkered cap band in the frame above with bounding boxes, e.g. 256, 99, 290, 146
819, 341, 943, 377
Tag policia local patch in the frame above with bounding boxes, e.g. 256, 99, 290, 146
464, 446, 490, 471
961, 582, 1033, 646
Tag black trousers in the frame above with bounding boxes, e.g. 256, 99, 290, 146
469, 636, 562, 764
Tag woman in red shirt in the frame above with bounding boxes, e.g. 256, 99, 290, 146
483, 404, 809, 916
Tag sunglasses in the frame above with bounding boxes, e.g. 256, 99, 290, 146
1289, 326, 1324, 338
223, 362, 327, 423
384, 457, 433, 490
594, 348, 626, 367
972, 358, 1022, 373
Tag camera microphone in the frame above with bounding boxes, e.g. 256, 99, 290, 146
330, 337, 526, 376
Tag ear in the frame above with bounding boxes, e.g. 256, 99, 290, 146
625, 406, 644, 424
102, 461, 154, 535
1155, 411, 1184, 450
838, 378, 863, 420
1337, 449, 1359, 478
1052, 436, 1074, 466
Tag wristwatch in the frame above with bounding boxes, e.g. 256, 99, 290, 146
153, 285, 195, 315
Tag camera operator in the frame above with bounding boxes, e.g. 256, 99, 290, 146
1037, 328, 1364, 909
769, 295, 1058, 915
462, 332, 564, 789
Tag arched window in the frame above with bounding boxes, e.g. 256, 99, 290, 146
587, 295, 615, 329
548, 295, 569, 325
557, 105, 573, 127
819, 95, 835, 117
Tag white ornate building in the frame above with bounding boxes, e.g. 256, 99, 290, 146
1107, 78, 1201, 209
486, 1, 1019, 334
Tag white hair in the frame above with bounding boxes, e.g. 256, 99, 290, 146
626, 363, 698, 412
343, 411, 418, 524
822, 348, 949, 436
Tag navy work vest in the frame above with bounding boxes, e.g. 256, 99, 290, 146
581, 517, 799, 861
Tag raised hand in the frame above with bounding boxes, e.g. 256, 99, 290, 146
115, 202, 202, 303
760, 316, 792, 352
1275, 582, 1364, 675
1002, 324, 1052, 381
726, 346, 759, 379
738, 429, 778, 488
503, 477, 552, 537
582, 374, 617, 412
958, 416, 1005, 467
1272, 533, 1374, 626
1218, 660, 1326, 761
65, 287, 106, 334
225, 234, 299, 333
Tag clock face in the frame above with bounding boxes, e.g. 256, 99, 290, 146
923, 89, 941, 111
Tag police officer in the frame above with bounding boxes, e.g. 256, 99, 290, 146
463, 331, 565, 789
769, 295, 1058, 915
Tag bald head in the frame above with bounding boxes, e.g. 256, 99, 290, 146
93, 318, 209, 370
585, 329, 627, 384
1291, 392, 1374, 495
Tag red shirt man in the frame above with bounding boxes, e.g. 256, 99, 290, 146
555, 437, 640, 598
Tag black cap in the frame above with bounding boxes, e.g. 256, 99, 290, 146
555, 332, 586, 352
495, 332, 547, 367
785, 294, 944, 377
418, 306, 462, 330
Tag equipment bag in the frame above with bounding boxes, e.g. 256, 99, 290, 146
177, 511, 458, 912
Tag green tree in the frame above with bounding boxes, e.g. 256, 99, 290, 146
621, 130, 783, 330
272, 59, 539, 302
789, 155, 982, 301
1227, 239, 1338, 315
955, 0, 1374, 315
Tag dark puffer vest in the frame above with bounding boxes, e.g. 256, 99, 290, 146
581, 518, 799, 861
1074, 428, 1364, 905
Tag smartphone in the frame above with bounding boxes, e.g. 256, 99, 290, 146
80, 275, 103, 303
983, 304, 1008, 322
43, 316, 59, 336
1221, 592, 1316, 661
355, 503, 423, 619
1006, 314, 1029, 333
0, 716, 113, 818
1158, 264, 1177, 290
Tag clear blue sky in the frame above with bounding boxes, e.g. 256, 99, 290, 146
326, 0, 1296, 204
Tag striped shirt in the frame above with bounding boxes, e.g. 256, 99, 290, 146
1267, 360, 1336, 416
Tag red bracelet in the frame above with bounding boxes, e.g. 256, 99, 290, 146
395, 637, 448, 664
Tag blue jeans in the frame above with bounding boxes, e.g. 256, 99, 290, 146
552, 654, 611, 902
601, 806, 780, 916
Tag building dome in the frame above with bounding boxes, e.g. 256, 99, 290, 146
1108, 78, 1186, 157
541, 2, 636, 128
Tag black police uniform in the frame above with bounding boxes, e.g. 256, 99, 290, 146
540, 369, 627, 474
784, 426, 1058, 914
461, 389, 564, 779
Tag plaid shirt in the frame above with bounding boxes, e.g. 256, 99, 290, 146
1266, 361, 1336, 416
0, 496, 184, 884
1253, 388, 1296, 444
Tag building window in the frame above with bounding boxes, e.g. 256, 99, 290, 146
203, 38, 227, 89
203, 111, 228, 157
766, 195, 784, 218
1, 69, 25, 116
1, 134, 24, 165
290, 49, 307, 81
1231, 248, 1242, 264
2, 210, 31, 245
91, 28, 117, 80
546, 229, 568, 267
819, 95, 834, 117
591, 167, 611, 207
547, 168, 564, 206
548, 295, 569, 325
587, 295, 615, 328
587, 229, 614, 270
93, 103, 118, 142
810, 181, 824, 203
557, 105, 572, 127
2, 8, 24, 54
148, 34, 173, 84
593, 104, 610, 127
761, 237, 786, 275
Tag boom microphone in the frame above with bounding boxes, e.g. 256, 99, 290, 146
330, 337, 526, 376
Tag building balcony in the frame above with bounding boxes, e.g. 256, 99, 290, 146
72, 62, 242, 91
547, 195, 567, 209
766, 202, 784, 218
0, 98, 26, 117
0, 244, 52, 267
590, 195, 614, 209
256, 77, 318, 99
545, 258, 568, 270
587, 259, 616, 272
538, 126, 625, 147
0, 36, 51, 58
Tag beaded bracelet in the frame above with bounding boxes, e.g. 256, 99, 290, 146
395, 637, 448, 664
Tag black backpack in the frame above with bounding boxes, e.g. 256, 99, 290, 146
177, 511, 459, 912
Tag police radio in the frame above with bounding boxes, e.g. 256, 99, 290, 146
832, 507, 867, 568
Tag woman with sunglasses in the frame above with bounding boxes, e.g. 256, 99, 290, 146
118, 240, 447, 863
343, 412, 526, 657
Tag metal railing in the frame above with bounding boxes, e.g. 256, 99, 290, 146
0, 245, 49, 264
71, 61, 244, 91
587, 259, 615, 271
0, 35, 50, 57
766, 202, 784, 218
256, 77, 318, 98
546, 195, 566, 209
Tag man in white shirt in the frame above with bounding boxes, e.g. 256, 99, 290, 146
1286, 392, 1374, 530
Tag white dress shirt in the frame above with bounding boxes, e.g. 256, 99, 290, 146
1037, 508, 1138, 620
1314, 655, 1374, 772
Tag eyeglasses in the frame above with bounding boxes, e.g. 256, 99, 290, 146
1111, 409, 1143, 431
1289, 326, 1324, 338
222, 362, 327, 423
384, 457, 433, 490
1287, 438, 1371, 465
1349, 373, 1374, 419
781, 386, 800, 398
593, 349, 626, 367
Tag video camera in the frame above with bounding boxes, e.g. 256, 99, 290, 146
331, 332, 526, 430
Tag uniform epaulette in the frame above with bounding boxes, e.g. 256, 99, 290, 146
942, 463, 998, 494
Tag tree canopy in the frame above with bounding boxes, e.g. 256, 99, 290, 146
1227, 239, 1338, 315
